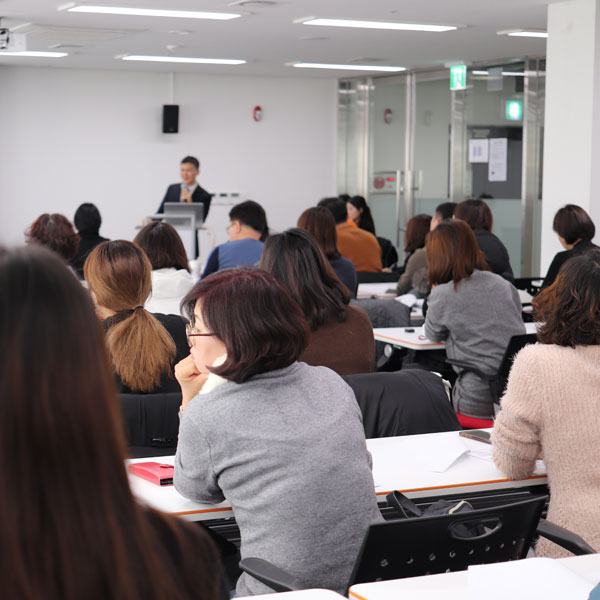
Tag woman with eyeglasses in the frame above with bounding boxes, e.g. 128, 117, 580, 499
173, 267, 382, 596
0, 245, 222, 600
84, 240, 188, 393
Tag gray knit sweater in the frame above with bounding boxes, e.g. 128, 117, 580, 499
174, 362, 382, 596
424, 269, 525, 418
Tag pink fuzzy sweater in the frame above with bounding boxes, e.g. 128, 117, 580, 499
492, 343, 600, 557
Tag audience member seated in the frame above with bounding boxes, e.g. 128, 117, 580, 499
134, 221, 195, 315
173, 268, 382, 596
297, 206, 357, 296
542, 204, 598, 288
346, 195, 398, 268
347, 195, 376, 235
84, 241, 188, 394
493, 251, 600, 557
424, 220, 525, 420
454, 199, 514, 282
430, 201, 457, 231
70, 203, 109, 279
396, 214, 431, 296
261, 228, 375, 375
319, 197, 382, 272
0, 245, 222, 600
25, 213, 79, 269
201, 200, 268, 278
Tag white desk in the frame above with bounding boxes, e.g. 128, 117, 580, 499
357, 283, 397, 299
348, 554, 600, 600
374, 322, 539, 351
128, 431, 547, 520
240, 590, 344, 600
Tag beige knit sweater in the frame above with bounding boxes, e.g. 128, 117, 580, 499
492, 343, 600, 557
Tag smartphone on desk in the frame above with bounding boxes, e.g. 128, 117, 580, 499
459, 430, 491, 444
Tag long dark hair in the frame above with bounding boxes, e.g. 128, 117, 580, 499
0, 246, 220, 600
260, 228, 350, 330
348, 196, 376, 235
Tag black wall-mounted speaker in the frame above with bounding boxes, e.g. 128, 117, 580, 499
162, 104, 179, 133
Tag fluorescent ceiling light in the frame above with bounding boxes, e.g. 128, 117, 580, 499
0, 51, 68, 57
509, 31, 548, 38
120, 55, 245, 65
298, 17, 458, 33
498, 29, 547, 38
292, 62, 405, 72
62, 4, 240, 20
472, 70, 524, 76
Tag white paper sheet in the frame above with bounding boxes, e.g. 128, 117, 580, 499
488, 137, 508, 182
408, 435, 469, 473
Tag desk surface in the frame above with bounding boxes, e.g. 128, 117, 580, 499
348, 554, 600, 600
374, 322, 539, 350
128, 431, 547, 521
357, 283, 397, 299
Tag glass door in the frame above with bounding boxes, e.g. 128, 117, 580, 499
367, 77, 407, 249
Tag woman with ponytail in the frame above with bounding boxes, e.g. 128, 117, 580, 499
84, 241, 188, 393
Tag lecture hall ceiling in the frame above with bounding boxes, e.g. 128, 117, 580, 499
0, 0, 560, 76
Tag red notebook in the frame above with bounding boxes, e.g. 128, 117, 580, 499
128, 462, 174, 486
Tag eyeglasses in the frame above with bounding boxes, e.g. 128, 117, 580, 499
185, 323, 216, 347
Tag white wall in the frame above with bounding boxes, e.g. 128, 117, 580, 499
0, 66, 337, 247
542, 0, 600, 273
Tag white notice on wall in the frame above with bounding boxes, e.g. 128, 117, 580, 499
488, 138, 508, 182
468, 139, 489, 163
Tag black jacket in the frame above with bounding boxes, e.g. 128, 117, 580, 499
474, 228, 514, 282
70, 233, 109, 279
542, 239, 599, 288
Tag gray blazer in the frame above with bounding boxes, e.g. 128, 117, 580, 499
174, 362, 382, 596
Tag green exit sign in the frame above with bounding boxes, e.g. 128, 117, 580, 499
450, 65, 467, 90
506, 100, 523, 121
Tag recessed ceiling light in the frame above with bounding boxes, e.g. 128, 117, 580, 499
471, 70, 525, 76
296, 17, 459, 33
290, 62, 405, 72
498, 29, 547, 38
0, 51, 68, 57
119, 54, 246, 65
60, 4, 241, 20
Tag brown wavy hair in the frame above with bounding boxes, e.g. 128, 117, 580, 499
297, 206, 340, 259
182, 267, 309, 383
84, 241, 176, 392
427, 220, 488, 288
0, 245, 221, 600
134, 221, 190, 272
534, 250, 600, 347
25, 213, 80, 261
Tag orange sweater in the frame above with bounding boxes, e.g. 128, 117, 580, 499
336, 224, 382, 272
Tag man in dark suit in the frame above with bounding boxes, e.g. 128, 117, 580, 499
157, 155, 212, 220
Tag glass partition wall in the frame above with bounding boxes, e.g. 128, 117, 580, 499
337, 58, 545, 276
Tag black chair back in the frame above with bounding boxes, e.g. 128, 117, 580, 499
119, 392, 181, 458
343, 371, 460, 438
495, 333, 538, 400
348, 495, 547, 587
